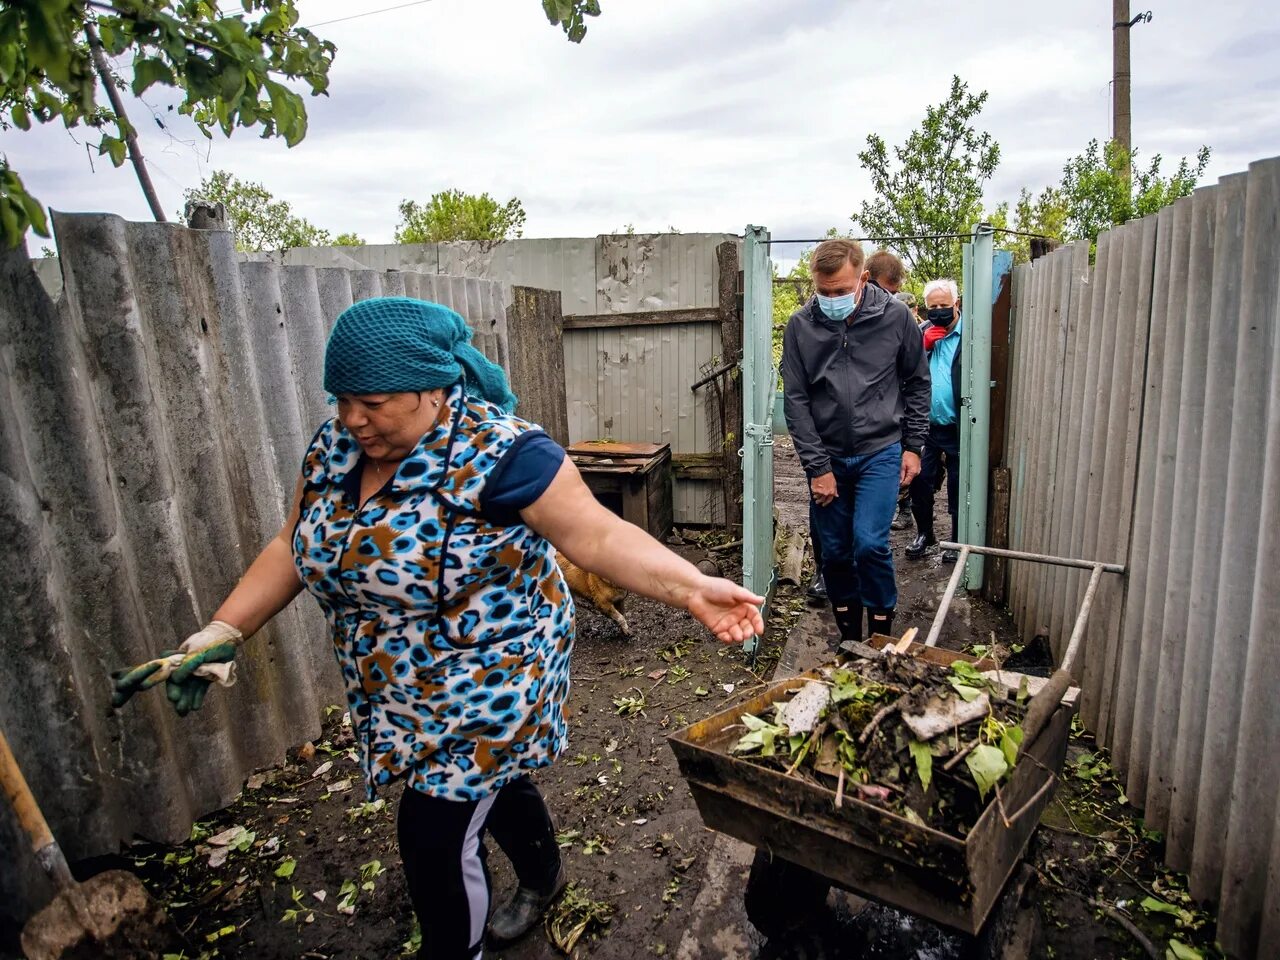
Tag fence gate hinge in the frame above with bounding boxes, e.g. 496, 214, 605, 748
744, 421, 775, 448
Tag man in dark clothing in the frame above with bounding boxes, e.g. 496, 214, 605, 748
806, 250, 915, 602
782, 239, 930, 641
907, 278, 963, 564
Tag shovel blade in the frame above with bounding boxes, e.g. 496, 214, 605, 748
21, 870, 180, 960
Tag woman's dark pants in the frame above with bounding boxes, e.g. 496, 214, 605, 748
398, 776, 561, 960
910, 423, 961, 542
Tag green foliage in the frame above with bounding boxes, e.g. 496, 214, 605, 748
0, 0, 336, 248
184, 169, 337, 252
965, 743, 1007, 801
0, 162, 50, 244
908, 738, 933, 792
1059, 139, 1210, 245
394, 189, 526, 244
1005, 139, 1209, 261
332, 231, 364, 246
541, 0, 601, 42
853, 75, 1000, 283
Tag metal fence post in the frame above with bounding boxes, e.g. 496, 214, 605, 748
959, 224, 995, 588
741, 225, 775, 653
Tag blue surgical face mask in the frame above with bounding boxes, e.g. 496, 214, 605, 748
817, 289, 858, 322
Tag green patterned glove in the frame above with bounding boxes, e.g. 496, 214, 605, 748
109, 621, 241, 715
166, 621, 241, 717
110, 649, 181, 708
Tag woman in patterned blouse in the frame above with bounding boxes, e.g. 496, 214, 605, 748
138, 298, 764, 960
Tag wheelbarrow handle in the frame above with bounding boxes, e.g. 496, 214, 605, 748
0, 729, 75, 890
1019, 669, 1073, 748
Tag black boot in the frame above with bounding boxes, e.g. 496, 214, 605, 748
830, 601, 862, 646
905, 532, 937, 560
806, 571, 828, 603
866, 608, 895, 639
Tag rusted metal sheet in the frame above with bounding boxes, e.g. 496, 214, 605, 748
279, 235, 741, 526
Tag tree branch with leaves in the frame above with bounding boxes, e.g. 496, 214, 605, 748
0, 0, 603, 249
0, 0, 336, 248
852, 75, 1000, 283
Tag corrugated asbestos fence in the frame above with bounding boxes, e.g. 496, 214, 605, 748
277, 234, 743, 525
0, 212, 537, 934
1003, 156, 1280, 958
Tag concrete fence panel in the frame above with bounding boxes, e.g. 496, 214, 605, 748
1004, 155, 1280, 958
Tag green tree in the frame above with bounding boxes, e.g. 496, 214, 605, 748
395, 190, 527, 244
1059, 139, 1209, 245
0, 0, 335, 249
333, 231, 365, 247
853, 75, 1000, 283
183, 170, 342, 252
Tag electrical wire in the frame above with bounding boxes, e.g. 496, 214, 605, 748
303, 0, 436, 29
762, 227, 1058, 246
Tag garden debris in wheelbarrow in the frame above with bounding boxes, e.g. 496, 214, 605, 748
669, 639, 1076, 934
727, 648, 1033, 838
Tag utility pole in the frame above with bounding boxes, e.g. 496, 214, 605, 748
1112, 0, 1132, 184
84, 23, 167, 223
1112, 4, 1152, 187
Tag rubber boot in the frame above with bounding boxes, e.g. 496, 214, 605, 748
831, 601, 862, 647
866, 607, 895, 640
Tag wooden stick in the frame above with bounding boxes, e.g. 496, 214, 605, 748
892, 628, 918, 653
998, 775, 1056, 829
858, 697, 903, 745
942, 736, 981, 772
835, 767, 846, 809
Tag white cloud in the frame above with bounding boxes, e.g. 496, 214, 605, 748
15, 0, 1279, 254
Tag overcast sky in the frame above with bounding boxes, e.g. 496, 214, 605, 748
12, 0, 1280, 256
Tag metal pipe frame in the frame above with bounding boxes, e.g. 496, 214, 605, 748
938, 542, 1126, 575
924, 542, 1125, 678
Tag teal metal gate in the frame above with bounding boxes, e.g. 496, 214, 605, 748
958, 225, 995, 589
741, 225, 774, 653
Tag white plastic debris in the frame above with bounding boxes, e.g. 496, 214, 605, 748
778, 681, 831, 735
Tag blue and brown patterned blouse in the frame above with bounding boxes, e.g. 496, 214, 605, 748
292, 383, 574, 801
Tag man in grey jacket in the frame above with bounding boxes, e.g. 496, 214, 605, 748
782, 238, 930, 641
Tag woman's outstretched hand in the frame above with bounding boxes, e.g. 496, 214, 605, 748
685, 577, 766, 645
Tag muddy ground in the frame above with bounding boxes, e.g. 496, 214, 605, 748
6, 438, 1226, 960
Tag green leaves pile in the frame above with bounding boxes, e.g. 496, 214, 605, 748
729, 656, 1031, 836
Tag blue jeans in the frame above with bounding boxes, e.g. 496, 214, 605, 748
808, 442, 901, 612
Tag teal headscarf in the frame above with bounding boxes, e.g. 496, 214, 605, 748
324, 297, 517, 413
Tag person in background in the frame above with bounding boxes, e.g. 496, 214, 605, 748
889, 289, 923, 533
805, 248, 915, 601
111, 297, 766, 960
907, 279, 963, 564
895, 290, 923, 328
782, 239, 929, 642
865, 248, 908, 295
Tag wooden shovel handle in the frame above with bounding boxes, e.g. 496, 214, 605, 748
0, 728, 56, 854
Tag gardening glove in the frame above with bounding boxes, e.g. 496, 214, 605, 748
110, 621, 241, 714
167, 620, 242, 716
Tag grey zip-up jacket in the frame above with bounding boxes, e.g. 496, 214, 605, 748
781, 282, 931, 478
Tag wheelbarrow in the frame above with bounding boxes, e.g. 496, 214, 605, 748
668, 544, 1123, 945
